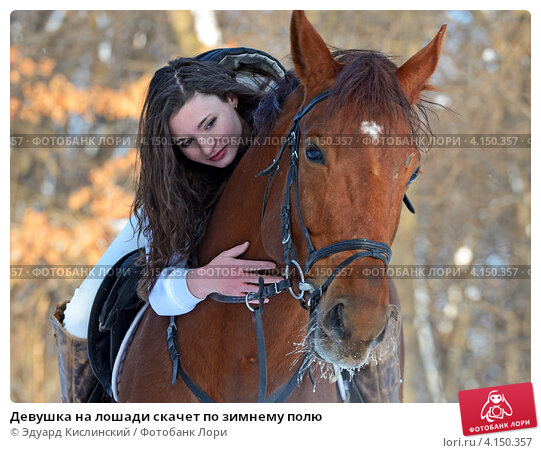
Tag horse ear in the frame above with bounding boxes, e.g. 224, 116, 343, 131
290, 10, 342, 95
396, 25, 447, 105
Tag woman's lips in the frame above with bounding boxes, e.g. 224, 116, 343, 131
209, 145, 227, 162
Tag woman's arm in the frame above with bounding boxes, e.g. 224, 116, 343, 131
146, 242, 206, 317
148, 266, 206, 316
148, 241, 284, 316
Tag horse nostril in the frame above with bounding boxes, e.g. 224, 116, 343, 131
322, 303, 346, 341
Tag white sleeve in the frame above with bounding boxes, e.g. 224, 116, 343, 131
146, 243, 206, 317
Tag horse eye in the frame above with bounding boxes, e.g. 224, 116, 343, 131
408, 168, 420, 184
305, 144, 326, 163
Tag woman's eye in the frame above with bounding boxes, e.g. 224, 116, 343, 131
305, 144, 326, 163
205, 117, 216, 129
179, 138, 193, 148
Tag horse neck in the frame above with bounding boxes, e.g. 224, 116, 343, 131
197, 105, 300, 266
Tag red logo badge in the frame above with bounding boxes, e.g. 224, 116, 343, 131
458, 382, 537, 436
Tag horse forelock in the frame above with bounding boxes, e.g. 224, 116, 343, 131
325, 49, 431, 141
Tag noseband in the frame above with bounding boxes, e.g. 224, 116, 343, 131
256, 89, 411, 313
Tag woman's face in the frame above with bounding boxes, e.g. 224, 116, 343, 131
169, 92, 243, 168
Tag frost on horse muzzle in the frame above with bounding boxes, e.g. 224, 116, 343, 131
308, 298, 402, 370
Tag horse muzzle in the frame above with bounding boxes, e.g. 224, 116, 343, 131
308, 300, 399, 370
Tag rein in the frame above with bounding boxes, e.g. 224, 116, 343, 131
167, 89, 414, 402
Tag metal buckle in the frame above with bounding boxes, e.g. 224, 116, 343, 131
299, 281, 315, 292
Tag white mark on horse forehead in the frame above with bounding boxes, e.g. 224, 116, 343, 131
360, 121, 383, 143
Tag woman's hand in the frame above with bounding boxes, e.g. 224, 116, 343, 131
186, 241, 283, 303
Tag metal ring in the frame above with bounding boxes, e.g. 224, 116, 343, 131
281, 232, 291, 244
285, 259, 306, 300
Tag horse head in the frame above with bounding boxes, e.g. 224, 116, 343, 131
261, 11, 446, 371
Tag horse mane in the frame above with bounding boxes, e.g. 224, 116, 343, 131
253, 48, 438, 151
252, 70, 299, 141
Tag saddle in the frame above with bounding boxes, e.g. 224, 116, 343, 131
86, 249, 146, 401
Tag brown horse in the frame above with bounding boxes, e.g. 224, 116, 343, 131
118, 11, 445, 403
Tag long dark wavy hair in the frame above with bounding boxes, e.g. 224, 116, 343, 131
132, 58, 271, 300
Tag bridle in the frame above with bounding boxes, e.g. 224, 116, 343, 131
255, 89, 413, 313
166, 89, 414, 403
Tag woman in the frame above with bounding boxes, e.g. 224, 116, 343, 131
133, 55, 285, 315
52, 48, 288, 402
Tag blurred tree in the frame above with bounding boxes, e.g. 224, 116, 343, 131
10, 10, 204, 402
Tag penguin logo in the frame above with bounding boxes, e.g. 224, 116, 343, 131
480, 390, 513, 422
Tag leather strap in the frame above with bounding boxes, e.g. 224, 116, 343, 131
167, 316, 214, 402
207, 278, 292, 304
